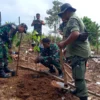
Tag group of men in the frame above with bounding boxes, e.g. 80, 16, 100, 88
34, 3, 91, 100
0, 3, 91, 100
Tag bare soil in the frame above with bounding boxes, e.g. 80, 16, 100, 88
0, 43, 100, 100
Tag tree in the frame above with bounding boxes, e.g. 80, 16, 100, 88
45, 0, 62, 42
82, 16, 100, 53
45, 0, 62, 30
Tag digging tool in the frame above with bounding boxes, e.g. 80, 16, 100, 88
60, 49, 69, 86
16, 33, 23, 75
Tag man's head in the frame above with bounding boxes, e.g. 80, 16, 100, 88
18, 23, 28, 33
58, 3, 76, 20
36, 13, 40, 20
42, 38, 51, 48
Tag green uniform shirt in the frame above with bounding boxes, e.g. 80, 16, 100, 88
41, 43, 60, 62
0, 23, 18, 49
63, 13, 91, 58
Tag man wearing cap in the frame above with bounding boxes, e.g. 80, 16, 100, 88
31, 13, 45, 36
0, 23, 28, 78
58, 3, 91, 100
34, 38, 63, 77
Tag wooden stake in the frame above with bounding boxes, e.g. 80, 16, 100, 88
60, 49, 68, 85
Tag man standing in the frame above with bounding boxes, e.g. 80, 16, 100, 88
0, 23, 28, 78
31, 13, 45, 36
34, 38, 62, 77
58, 3, 91, 100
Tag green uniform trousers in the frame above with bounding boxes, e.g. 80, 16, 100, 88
41, 59, 62, 74
0, 44, 8, 69
67, 56, 88, 97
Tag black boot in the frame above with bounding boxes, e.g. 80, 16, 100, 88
58, 69, 63, 78
49, 67, 56, 73
4, 66, 13, 73
0, 69, 10, 78
80, 97, 88, 100
70, 89, 77, 95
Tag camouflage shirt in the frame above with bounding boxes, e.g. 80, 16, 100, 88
0, 23, 18, 49
63, 13, 91, 58
40, 43, 60, 63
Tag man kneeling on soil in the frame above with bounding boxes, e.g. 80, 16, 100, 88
34, 38, 63, 77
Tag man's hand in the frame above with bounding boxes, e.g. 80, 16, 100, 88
34, 56, 43, 63
58, 41, 65, 49
41, 21, 45, 25
59, 30, 63, 35
58, 31, 80, 49
8, 49, 12, 54
11, 54, 18, 60
34, 57, 39, 63
63, 48, 67, 55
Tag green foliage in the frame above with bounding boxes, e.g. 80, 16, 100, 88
45, 0, 62, 29
12, 33, 21, 47
34, 45, 40, 52
82, 16, 100, 46
4, 44, 13, 63
8, 55, 13, 63
16, 41, 20, 47
26, 31, 46, 52
32, 31, 41, 43
5, 33, 20, 63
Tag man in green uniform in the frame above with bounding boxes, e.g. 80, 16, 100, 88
34, 38, 62, 77
0, 23, 28, 78
58, 3, 91, 100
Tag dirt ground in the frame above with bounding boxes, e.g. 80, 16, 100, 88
0, 65, 78, 100
0, 44, 100, 100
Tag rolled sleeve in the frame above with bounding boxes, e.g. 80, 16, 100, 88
68, 18, 80, 33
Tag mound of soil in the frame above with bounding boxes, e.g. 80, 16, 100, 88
15, 69, 78, 100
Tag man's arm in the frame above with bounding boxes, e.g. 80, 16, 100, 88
8, 24, 17, 49
41, 20, 45, 25
31, 20, 34, 26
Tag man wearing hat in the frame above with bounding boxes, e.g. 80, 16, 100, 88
34, 38, 63, 77
0, 23, 28, 78
58, 3, 91, 100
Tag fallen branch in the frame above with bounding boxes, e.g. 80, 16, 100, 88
19, 65, 100, 97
